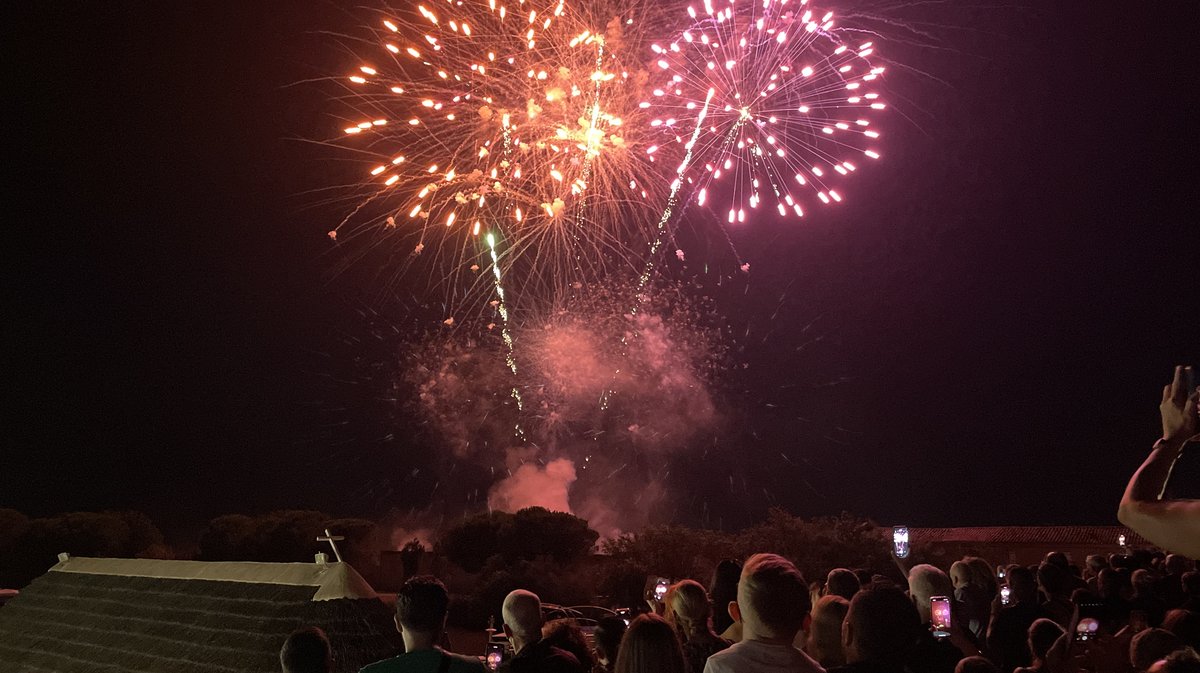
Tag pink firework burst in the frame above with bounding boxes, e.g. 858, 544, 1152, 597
642, 0, 885, 224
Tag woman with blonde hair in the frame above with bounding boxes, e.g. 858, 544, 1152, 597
667, 579, 731, 673
614, 613, 688, 673
952, 557, 997, 640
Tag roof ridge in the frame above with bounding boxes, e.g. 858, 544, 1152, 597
51, 557, 377, 601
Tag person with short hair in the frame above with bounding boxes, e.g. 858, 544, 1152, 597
806, 595, 849, 669
500, 590, 584, 673
591, 616, 627, 673
361, 576, 484, 673
710, 560, 742, 637
1037, 562, 1074, 628
282, 626, 334, 673
542, 620, 595, 671
1164, 609, 1200, 651
828, 584, 922, 673
1134, 569, 1170, 627
1087, 555, 1111, 593
1149, 647, 1200, 673
825, 570, 861, 602
614, 613, 688, 673
1012, 618, 1062, 673
1132, 628, 1184, 673
702, 553, 824, 673
1160, 557, 1193, 609
668, 579, 731, 673
987, 566, 1046, 673
1181, 573, 1200, 613
906, 564, 970, 673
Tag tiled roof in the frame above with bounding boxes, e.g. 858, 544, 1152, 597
0, 558, 402, 673
911, 526, 1151, 547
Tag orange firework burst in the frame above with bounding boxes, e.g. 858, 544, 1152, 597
329, 0, 670, 315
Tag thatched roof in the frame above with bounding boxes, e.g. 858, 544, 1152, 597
911, 526, 1150, 547
0, 556, 402, 673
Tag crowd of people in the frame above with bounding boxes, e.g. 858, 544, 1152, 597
279, 548, 1200, 673
277, 366, 1200, 673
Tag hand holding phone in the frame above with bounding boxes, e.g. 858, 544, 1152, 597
485, 643, 504, 671
1000, 585, 1011, 606
930, 596, 952, 638
1074, 602, 1104, 642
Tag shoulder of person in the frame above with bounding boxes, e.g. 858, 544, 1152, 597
547, 645, 581, 664
447, 651, 487, 672
796, 647, 826, 673
360, 656, 403, 673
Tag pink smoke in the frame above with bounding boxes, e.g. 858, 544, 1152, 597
488, 458, 577, 513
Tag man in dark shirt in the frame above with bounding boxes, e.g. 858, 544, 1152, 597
498, 590, 583, 673
360, 576, 484, 673
987, 567, 1045, 673
829, 584, 923, 673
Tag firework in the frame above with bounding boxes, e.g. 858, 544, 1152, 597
329, 0, 669, 315
405, 278, 726, 459
642, 0, 885, 224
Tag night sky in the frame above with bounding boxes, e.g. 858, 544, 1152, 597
6, 1, 1198, 535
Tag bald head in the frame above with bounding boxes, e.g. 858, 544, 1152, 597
908, 564, 953, 622
502, 590, 544, 641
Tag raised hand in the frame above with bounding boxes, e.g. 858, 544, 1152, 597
1160, 365, 1199, 446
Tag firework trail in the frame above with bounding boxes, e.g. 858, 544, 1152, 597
486, 230, 526, 440
643, 0, 886, 227
402, 279, 728, 529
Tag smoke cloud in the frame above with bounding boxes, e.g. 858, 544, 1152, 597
488, 458, 577, 513
403, 280, 727, 533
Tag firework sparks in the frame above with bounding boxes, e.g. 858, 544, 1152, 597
643, 0, 885, 222
329, 0, 668, 314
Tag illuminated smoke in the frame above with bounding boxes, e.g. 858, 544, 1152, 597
402, 280, 727, 529
488, 458, 578, 512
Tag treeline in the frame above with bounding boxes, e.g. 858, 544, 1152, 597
0, 509, 171, 588
1, 506, 892, 627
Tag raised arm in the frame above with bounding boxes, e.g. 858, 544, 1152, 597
1117, 365, 1200, 557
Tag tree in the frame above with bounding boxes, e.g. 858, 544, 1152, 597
506, 507, 599, 564
602, 525, 737, 583
599, 510, 890, 594
197, 514, 256, 561
738, 510, 890, 580
0, 510, 168, 588
0, 509, 30, 557
439, 511, 509, 573
438, 507, 599, 573
198, 511, 332, 562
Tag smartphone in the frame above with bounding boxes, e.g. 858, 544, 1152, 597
930, 596, 952, 637
1000, 585, 1011, 606
485, 643, 505, 671
644, 576, 671, 602
1075, 602, 1104, 642
892, 526, 910, 559
997, 565, 1006, 580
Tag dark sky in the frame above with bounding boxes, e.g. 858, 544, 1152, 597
6, 1, 1198, 533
